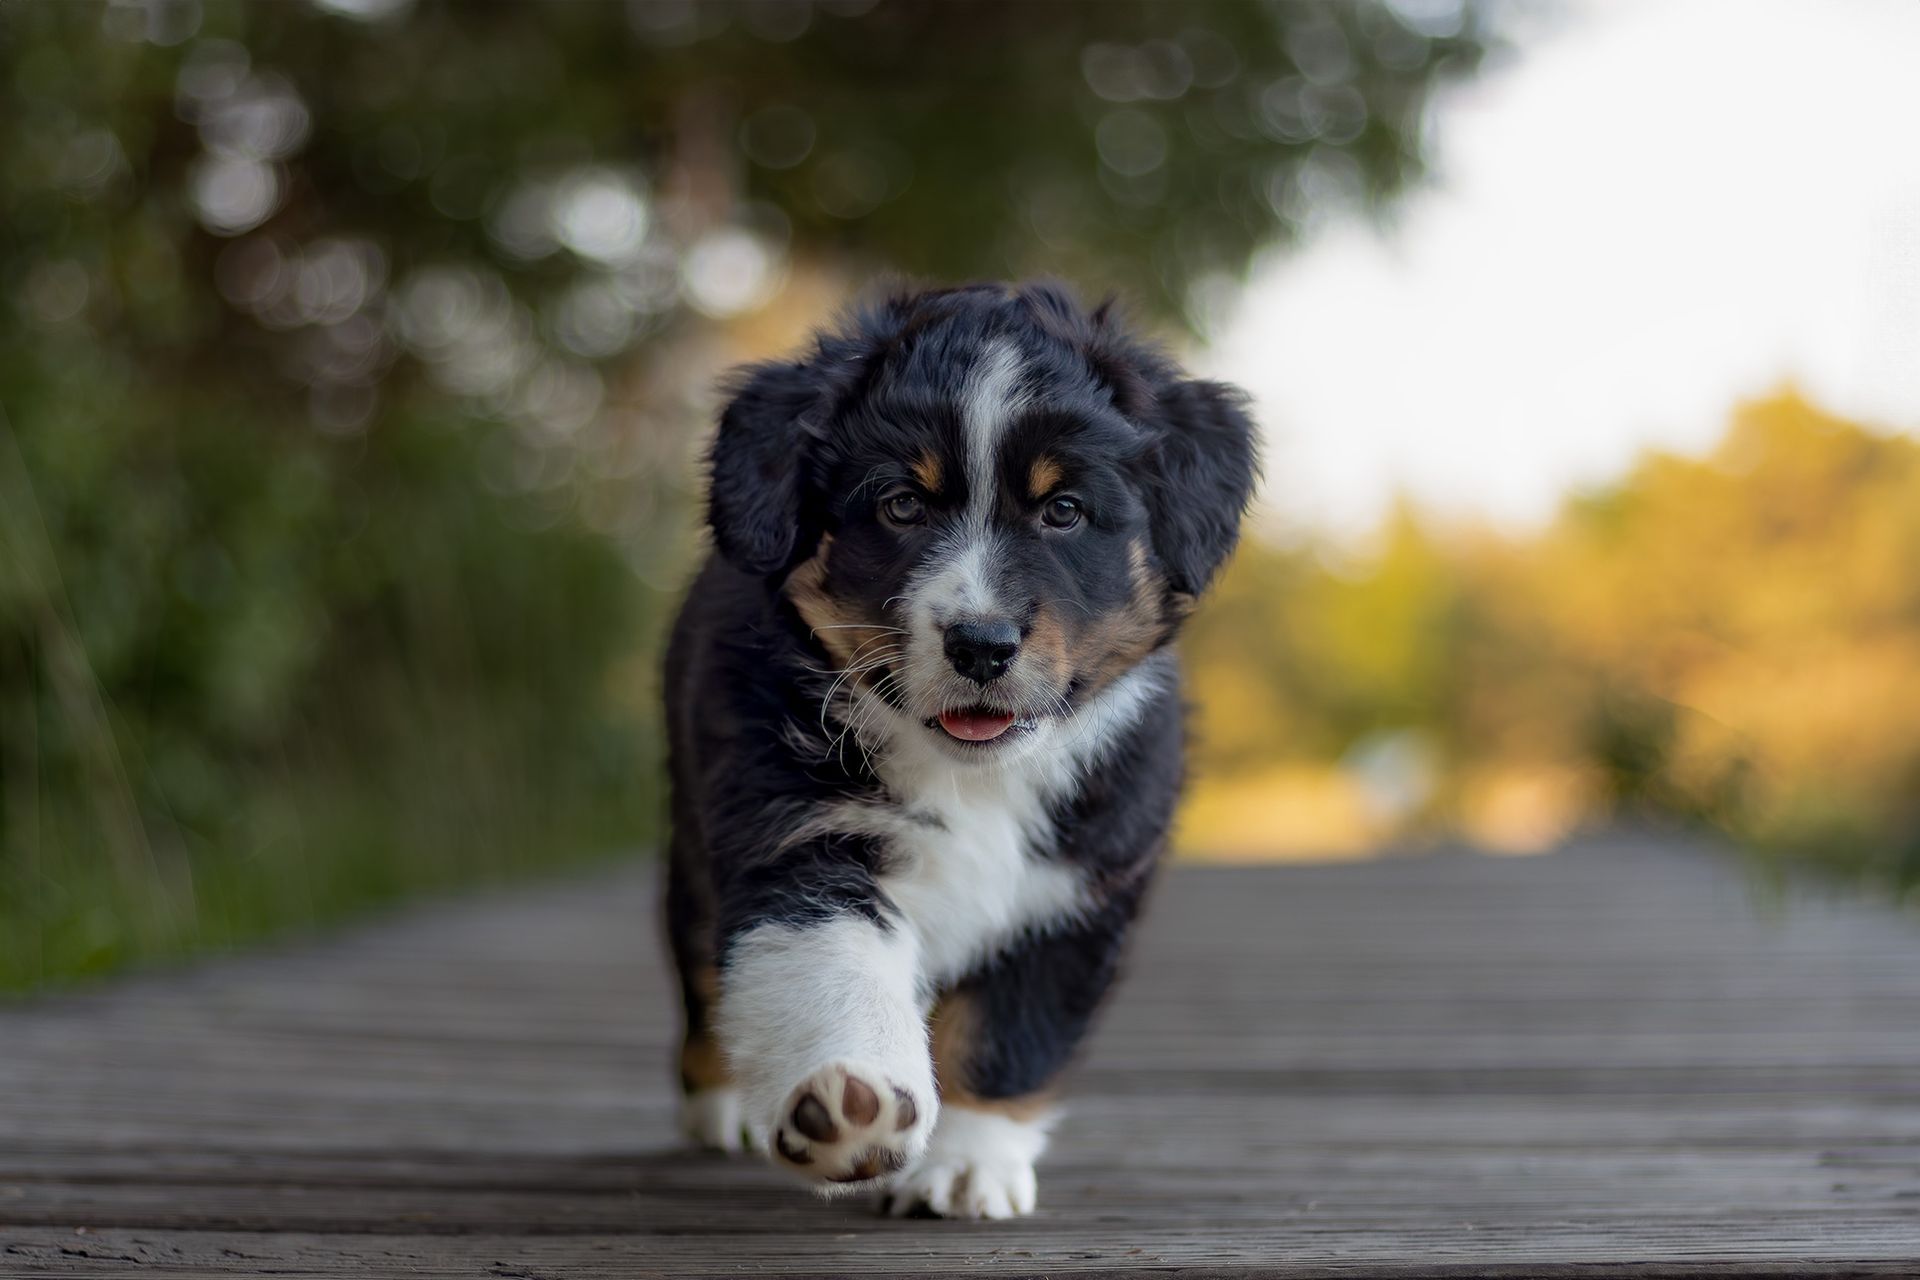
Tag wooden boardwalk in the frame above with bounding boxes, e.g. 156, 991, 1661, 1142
2, 832, 1918, 1277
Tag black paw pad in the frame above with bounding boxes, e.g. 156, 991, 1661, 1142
841, 1076, 880, 1126
792, 1092, 838, 1142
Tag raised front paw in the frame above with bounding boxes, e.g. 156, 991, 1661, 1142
769, 1061, 932, 1189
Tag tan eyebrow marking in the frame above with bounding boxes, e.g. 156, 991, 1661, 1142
1028, 455, 1063, 499
911, 450, 943, 493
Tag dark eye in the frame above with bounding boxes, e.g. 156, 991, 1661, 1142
1041, 495, 1083, 530
882, 491, 925, 526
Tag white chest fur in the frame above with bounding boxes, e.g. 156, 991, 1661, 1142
873, 751, 1088, 986
836, 660, 1166, 988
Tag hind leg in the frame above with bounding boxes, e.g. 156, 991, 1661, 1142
665, 844, 755, 1153
678, 967, 758, 1153
886, 908, 1134, 1218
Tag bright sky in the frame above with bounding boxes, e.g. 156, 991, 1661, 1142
1205, 0, 1920, 537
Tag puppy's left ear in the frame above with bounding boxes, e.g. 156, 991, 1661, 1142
707, 359, 823, 576
1145, 379, 1260, 599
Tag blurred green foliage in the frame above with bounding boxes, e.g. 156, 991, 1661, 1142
0, 370, 656, 985
0, 0, 1488, 988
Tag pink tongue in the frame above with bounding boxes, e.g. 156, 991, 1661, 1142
938, 708, 1017, 742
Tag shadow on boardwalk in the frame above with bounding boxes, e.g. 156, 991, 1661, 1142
3, 832, 1919, 1277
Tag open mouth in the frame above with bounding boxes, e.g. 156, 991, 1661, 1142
932, 705, 1023, 744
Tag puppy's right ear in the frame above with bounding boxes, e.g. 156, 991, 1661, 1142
707, 359, 821, 575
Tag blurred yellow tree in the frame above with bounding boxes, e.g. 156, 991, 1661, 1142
1182, 391, 1920, 887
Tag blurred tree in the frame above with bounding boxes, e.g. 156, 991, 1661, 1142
0, 0, 1492, 987
1184, 392, 1920, 887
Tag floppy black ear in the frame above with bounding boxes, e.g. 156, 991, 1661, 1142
706, 359, 823, 575
1145, 378, 1260, 598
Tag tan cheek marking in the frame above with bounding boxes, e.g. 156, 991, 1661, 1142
784, 548, 855, 666
912, 451, 943, 494
1025, 608, 1073, 688
1028, 456, 1063, 500
1129, 537, 1164, 609
785, 536, 903, 682
1070, 539, 1172, 696
929, 993, 1057, 1123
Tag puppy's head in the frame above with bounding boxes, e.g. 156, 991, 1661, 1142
708, 281, 1258, 762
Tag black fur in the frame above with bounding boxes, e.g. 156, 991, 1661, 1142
707, 360, 828, 575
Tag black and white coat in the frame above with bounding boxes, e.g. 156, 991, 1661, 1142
664, 282, 1258, 1218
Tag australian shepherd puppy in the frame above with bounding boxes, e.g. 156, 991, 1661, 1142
664, 281, 1257, 1218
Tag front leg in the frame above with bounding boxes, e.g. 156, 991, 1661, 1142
887, 899, 1140, 1219
717, 894, 938, 1191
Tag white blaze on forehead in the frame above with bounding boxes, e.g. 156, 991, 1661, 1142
918, 340, 1028, 628
959, 340, 1029, 531
900, 340, 1030, 689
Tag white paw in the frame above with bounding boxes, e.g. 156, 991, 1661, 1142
768, 1061, 933, 1191
884, 1106, 1052, 1219
682, 1086, 759, 1154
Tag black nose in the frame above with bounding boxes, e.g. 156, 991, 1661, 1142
944, 619, 1021, 685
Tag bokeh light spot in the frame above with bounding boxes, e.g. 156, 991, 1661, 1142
190, 155, 281, 235
681, 229, 781, 318
552, 169, 651, 266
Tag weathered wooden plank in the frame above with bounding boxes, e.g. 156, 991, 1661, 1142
2, 832, 1918, 1275
1, 1152, 1914, 1233
7, 1221, 1920, 1280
